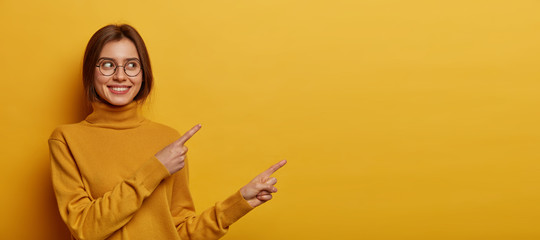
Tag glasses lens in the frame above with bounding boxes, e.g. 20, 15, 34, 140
124, 60, 141, 77
99, 60, 116, 76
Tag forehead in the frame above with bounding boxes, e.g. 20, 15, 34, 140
99, 38, 139, 59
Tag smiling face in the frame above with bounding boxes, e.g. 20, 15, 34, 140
94, 38, 142, 106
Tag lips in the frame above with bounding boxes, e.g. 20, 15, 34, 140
108, 85, 131, 94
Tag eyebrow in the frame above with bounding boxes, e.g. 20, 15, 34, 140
97, 57, 140, 62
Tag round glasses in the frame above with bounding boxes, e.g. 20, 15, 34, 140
96, 58, 142, 77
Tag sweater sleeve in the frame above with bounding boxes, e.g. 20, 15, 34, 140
170, 161, 254, 240
49, 138, 170, 240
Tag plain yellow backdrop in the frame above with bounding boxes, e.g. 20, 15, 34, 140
1, 0, 540, 239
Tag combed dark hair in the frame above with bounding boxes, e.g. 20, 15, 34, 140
82, 24, 153, 103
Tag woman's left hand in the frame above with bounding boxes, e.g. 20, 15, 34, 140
240, 160, 287, 208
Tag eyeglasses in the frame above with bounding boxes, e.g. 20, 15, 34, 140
96, 58, 142, 77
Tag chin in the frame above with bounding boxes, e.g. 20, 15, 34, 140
104, 96, 136, 106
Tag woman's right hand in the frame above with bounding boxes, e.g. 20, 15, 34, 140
155, 124, 201, 175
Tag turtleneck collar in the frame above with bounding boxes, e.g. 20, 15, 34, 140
85, 101, 146, 129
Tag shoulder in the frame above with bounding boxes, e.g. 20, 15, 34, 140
49, 122, 87, 143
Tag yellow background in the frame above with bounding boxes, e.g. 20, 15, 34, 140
1, 0, 539, 239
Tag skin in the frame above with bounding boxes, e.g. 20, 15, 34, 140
155, 124, 287, 208
95, 39, 286, 208
94, 38, 142, 106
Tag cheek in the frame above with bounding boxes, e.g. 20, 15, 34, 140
133, 77, 143, 90
93, 68, 106, 84
94, 76, 108, 85
93, 77, 108, 90
93, 76, 109, 97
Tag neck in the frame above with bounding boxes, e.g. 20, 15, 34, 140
85, 101, 145, 129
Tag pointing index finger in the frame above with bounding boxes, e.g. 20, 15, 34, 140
176, 124, 201, 145
260, 160, 287, 178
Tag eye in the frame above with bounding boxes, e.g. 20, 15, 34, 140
100, 61, 115, 69
125, 61, 139, 70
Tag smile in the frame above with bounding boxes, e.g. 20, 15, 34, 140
108, 86, 131, 94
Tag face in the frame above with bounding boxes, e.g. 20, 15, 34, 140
94, 38, 142, 106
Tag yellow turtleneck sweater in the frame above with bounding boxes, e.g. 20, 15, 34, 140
49, 102, 253, 240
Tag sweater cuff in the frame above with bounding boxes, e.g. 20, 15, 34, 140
133, 156, 171, 193
218, 190, 254, 228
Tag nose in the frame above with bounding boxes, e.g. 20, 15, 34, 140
113, 66, 128, 81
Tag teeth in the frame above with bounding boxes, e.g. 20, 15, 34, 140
111, 87, 129, 91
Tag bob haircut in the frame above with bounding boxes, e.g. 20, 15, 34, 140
82, 24, 153, 103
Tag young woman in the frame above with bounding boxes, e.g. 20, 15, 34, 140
49, 24, 286, 240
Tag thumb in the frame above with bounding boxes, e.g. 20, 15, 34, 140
256, 183, 277, 193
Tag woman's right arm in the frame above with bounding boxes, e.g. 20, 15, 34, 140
49, 138, 170, 240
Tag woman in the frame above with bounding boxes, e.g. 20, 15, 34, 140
49, 24, 286, 240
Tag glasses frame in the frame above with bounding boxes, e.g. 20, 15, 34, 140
95, 58, 142, 77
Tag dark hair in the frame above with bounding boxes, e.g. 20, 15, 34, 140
82, 24, 153, 103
